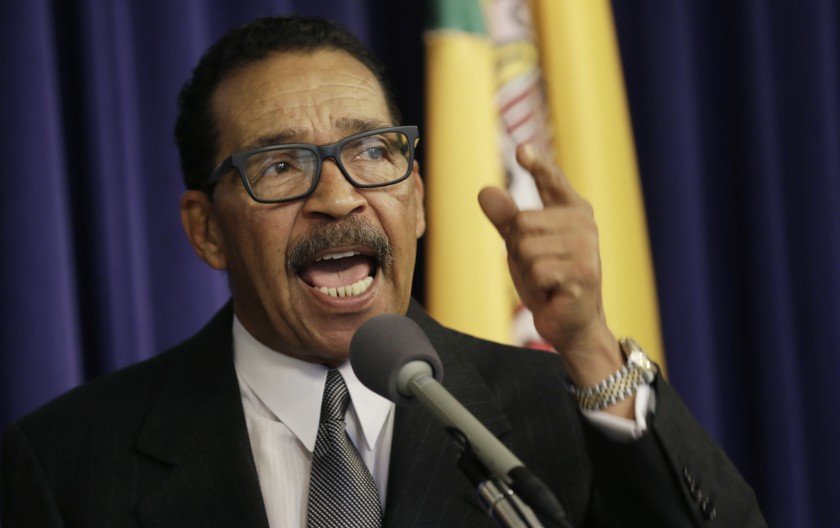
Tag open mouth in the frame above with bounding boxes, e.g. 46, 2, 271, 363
297, 250, 378, 298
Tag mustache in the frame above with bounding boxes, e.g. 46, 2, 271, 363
286, 216, 394, 272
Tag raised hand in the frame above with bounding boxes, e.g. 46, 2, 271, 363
478, 145, 630, 414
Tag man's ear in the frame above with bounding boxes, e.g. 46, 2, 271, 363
180, 190, 228, 270
411, 161, 426, 239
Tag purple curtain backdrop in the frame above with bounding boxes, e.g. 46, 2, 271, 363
613, 2, 840, 526
1, 1, 837, 526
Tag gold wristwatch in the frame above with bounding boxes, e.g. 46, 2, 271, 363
567, 337, 658, 411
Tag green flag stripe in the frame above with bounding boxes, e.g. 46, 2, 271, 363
427, 0, 486, 34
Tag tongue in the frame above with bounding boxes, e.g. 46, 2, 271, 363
299, 255, 373, 288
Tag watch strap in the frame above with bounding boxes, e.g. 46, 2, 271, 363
567, 337, 658, 411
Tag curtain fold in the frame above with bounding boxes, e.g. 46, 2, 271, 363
0, 0, 84, 420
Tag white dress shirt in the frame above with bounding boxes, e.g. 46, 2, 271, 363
233, 317, 394, 528
232, 316, 653, 528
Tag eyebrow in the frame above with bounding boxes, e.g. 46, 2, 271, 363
335, 117, 392, 135
239, 118, 393, 151
239, 128, 308, 151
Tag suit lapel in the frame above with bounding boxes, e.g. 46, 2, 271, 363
128, 299, 511, 527
134, 304, 269, 528
383, 302, 510, 527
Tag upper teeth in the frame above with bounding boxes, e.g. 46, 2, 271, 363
316, 251, 361, 261
318, 276, 374, 298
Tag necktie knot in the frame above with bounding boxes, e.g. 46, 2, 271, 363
321, 369, 350, 423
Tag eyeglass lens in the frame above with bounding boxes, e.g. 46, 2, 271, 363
242, 130, 411, 201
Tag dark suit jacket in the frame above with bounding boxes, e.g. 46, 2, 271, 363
2, 301, 765, 527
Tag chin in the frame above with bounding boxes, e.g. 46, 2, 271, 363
308, 331, 354, 365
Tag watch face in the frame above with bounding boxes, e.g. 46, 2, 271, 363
629, 350, 651, 368
622, 338, 658, 381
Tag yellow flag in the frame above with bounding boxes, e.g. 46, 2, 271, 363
532, 0, 665, 366
424, 0, 511, 343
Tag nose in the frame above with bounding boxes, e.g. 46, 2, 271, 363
301, 158, 366, 219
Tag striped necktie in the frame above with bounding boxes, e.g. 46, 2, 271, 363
307, 369, 382, 527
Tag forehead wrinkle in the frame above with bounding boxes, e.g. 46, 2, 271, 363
233, 80, 386, 126
235, 92, 391, 151
215, 51, 392, 155
248, 68, 382, 107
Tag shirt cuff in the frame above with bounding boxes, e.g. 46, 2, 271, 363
580, 384, 656, 441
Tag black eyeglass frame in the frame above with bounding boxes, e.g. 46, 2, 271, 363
207, 125, 420, 204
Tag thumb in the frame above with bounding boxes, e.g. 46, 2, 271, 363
478, 186, 518, 238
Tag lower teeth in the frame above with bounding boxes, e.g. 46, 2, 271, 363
317, 276, 374, 298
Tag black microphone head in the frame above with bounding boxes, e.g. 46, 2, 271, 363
350, 313, 444, 406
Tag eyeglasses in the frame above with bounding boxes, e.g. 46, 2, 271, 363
207, 125, 419, 203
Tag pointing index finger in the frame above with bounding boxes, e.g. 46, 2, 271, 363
517, 143, 583, 207
478, 186, 519, 239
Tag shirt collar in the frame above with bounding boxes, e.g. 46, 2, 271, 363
232, 315, 392, 452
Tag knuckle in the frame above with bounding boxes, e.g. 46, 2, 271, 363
518, 236, 542, 259
564, 280, 586, 301
532, 259, 560, 285
573, 248, 601, 286
511, 211, 534, 233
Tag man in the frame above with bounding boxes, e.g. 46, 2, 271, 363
2, 16, 765, 527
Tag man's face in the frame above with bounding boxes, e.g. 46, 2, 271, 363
190, 49, 425, 365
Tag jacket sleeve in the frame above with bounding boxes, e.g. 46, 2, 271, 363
1, 422, 66, 528
580, 378, 768, 527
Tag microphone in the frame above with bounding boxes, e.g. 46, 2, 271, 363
350, 313, 524, 478
350, 313, 572, 528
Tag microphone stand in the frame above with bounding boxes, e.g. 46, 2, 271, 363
449, 428, 574, 528
455, 440, 545, 528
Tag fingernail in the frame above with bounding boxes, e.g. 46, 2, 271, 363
520, 143, 536, 164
